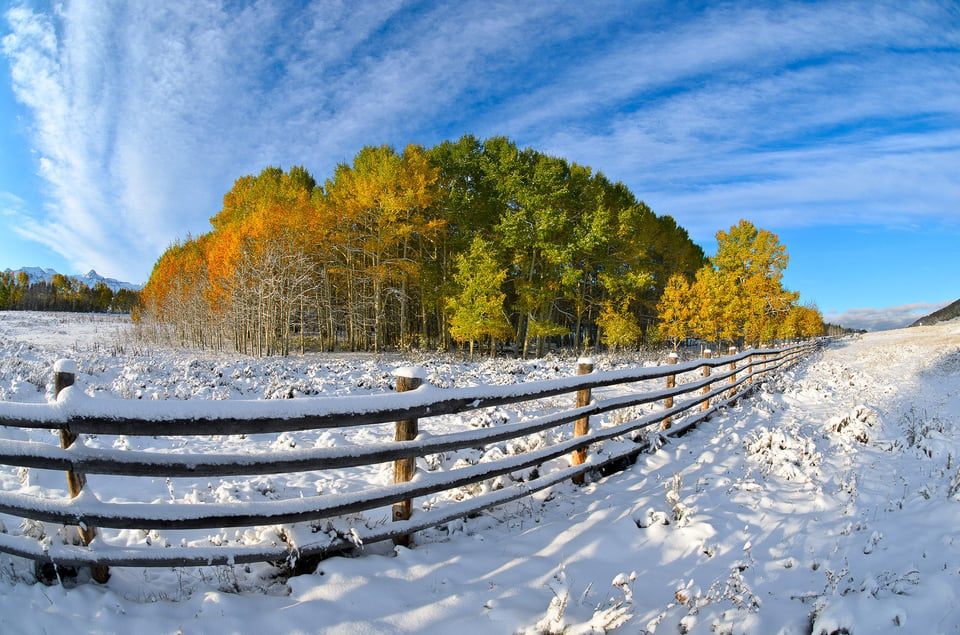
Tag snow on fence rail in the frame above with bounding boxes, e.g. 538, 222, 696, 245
0, 342, 818, 580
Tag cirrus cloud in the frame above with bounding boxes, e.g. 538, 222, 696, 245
2, 0, 959, 285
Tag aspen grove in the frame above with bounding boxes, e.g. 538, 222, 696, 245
139, 136, 821, 356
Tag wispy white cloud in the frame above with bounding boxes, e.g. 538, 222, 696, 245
828, 300, 953, 332
495, 2, 952, 136
2, 0, 958, 284
2, 1, 559, 280
634, 130, 960, 241
505, 2, 960, 241
0, 191, 26, 219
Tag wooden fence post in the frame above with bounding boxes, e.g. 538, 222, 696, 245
54, 360, 109, 583
662, 352, 679, 430
572, 358, 594, 485
728, 346, 737, 398
700, 349, 712, 412
392, 367, 424, 547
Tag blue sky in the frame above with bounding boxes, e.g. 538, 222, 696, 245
1, 1, 958, 331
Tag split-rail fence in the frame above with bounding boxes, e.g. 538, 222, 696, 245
0, 342, 818, 582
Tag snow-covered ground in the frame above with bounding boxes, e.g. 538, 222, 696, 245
1, 311, 959, 634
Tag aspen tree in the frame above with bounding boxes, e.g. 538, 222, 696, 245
447, 237, 512, 358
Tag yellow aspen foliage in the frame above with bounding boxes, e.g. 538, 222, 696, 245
799, 303, 825, 338
656, 272, 695, 349
598, 300, 643, 351
690, 265, 725, 344
712, 220, 798, 347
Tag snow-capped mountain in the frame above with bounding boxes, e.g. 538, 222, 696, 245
4, 267, 142, 292
74, 269, 143, 292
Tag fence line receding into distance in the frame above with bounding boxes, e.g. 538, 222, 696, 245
0, 342, 819, 580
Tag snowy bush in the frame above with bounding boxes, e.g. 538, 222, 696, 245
743, 426, 820, 482
827, 405, 878, 444
665, 472, 691, 526
523, 567, 634, 635
901, 407, 952, 457
949, 467, 960, 500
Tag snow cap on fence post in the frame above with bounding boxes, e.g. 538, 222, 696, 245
54, 358, 78, 375
392, 366, 427, 381
662, 352, 679, 430
392, 366, 424, 547
571, 358, 594, 485
54, 359, 77, 399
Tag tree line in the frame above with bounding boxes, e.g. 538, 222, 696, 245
0, 271, 140, 314
140, 135, 821, 357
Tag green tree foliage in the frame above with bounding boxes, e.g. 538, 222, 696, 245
141, 136, 717, 356
0, 270, 139, 314
447, 237, 512, 357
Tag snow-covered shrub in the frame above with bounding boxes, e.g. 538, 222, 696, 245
633, 507, 670, 529
465, 407, 510, 428
607, 405, 645, 426
523, 567, 634, 635
827, 405, 878, 444
703, 562, 761, 614
528, 569, 571, 635
744, 426, 820, 482
665, 472, 691, 526
948, 465, 960, 500
901, 407, 952, 460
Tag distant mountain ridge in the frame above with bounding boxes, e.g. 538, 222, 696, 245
5, 267, 142, 293
910, 298, 960, 327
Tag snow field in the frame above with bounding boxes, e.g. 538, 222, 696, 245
0, 312, 959, 633
0, 313, 677, 571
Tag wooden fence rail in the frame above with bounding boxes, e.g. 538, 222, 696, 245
0, 342, 819, 576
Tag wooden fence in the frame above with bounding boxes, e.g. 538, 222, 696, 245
0, 342, 818, 580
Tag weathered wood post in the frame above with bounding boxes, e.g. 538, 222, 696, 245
392, 367, 424, 547
700, 349, 712, 412
662, 352, 679, 430
54, 360, 109, 583
728, 346, 738, 398
572, 358, 594, 485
